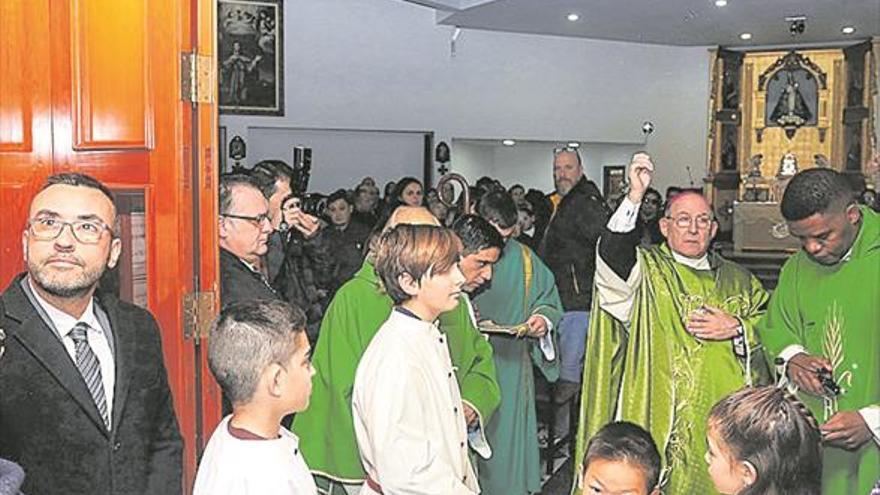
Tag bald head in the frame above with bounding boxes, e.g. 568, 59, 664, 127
663, 191, 711, 218
383, 206, 440, 232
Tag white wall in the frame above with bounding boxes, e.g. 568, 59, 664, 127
220, 0, 711, 192
246, 128, 426, 193
451, 141, 643, 194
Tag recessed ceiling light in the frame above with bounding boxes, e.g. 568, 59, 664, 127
567, 142, 580, 148
567, 13, 580, 22
739, 32, 752, 40
502, 139, 516, 146
841, 26, 856, 34
714, 0, 727, 7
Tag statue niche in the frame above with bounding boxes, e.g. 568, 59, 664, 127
765, 68, 818, 139
757, 50, 826, 140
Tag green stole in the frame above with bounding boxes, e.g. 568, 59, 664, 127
759, 207, 880, 494
292, 260, 501, 482
574, 243, 770, 495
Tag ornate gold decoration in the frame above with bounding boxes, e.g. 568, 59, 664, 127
821, 303, 854, 420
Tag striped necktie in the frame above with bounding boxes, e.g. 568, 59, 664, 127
69, 322, 110, 429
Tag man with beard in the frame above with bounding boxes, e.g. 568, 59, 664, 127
540, 147, 609, 384
0, 173, 182, 494
759, 168, 879, 495
292, 207, 502, 495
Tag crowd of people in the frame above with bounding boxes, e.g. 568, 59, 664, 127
0, 147, 877, 495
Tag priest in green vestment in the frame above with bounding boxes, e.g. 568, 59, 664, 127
758, 168, 879, 495
473, 190, 564, 495
574, 154, 771, 495
291, 207, 503, 494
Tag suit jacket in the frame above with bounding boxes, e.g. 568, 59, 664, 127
0, 274, 183, 495
219, 248, 281, 308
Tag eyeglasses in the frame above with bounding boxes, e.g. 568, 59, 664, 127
222, 212, 271, 227
666, 214, 714, 230
28, 216, 114, 244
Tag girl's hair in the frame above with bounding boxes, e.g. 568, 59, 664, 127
709, 386, 822, 495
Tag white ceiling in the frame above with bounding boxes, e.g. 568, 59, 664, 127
405, 0, 879, 47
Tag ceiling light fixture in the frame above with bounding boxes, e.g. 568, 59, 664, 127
739, 32, 752, 40
567, 13, 580, 22
841, 26, 856, 35
502, 139, 516, 146
714, 0, 727, 6
567, 142, 580, 148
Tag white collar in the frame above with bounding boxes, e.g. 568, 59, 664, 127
670, 249, 711, 271
27, 276, 100, 337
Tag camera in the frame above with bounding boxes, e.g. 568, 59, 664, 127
787, 16, 806, 36
281, 193, 325, 221
816, 368, 841, 397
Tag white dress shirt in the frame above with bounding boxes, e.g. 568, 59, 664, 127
28, 278, 115, 427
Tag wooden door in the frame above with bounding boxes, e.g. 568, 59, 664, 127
0, 0, 220, 490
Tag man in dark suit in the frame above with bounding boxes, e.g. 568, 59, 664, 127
0, 173, 182, 494
218, 173, 280, 306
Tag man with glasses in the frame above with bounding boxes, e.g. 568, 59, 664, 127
540, 147, 609, 385
758, 167, 879, 495
574, 154, 770, 494
219, 174, 280, 306
0, 173, 182, 494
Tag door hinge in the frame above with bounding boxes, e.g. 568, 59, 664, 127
183, 291, 216, 341
181, 52, 214, 103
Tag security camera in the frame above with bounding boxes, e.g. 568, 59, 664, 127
786, 16, 806, 36
641, 121, 655, 136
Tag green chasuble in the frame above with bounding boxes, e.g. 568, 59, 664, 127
473, 239, 563, 495
758, 206, 880, 495
574, 244, 770, 495
291, 260, 501, 482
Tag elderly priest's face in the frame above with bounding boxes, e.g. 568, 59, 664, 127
659, 192, 718, 259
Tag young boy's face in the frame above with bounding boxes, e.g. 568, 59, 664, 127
280, 332, 314, 413
705, 425, 747, 495
417, 264, 465, 315
582, 458, 655, 495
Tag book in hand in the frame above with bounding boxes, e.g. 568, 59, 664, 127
478, 320, 530, 338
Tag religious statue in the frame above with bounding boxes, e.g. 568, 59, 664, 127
772, 152, 799, 201
777, 152, 799, 178
771, 72, 812, 127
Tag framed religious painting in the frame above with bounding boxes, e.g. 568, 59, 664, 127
218, 0, 284, 115
603, 165, 626, 197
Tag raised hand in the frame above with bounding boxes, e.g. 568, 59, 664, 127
627, 153, 655, 203
283, 206, 321, 238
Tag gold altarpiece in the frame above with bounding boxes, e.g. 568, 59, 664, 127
705, 40, 878, 252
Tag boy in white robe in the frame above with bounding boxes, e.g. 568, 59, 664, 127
353, 224, 480, 494
194, 299, 317, 495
